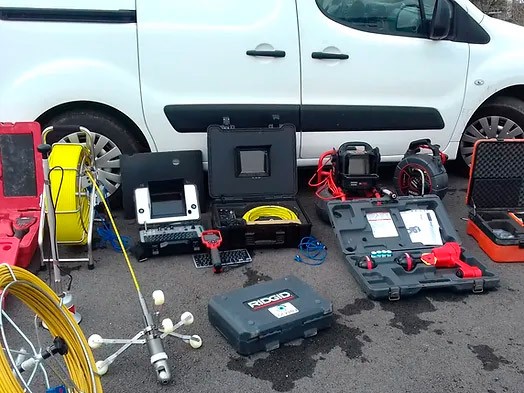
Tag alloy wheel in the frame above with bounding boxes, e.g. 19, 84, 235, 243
460, 116, 524, 167
58, 132, 122, 197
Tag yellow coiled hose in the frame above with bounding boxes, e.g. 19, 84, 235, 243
242, 205, 301, 224
48, 144, 91, 245
0, 264, 102, 392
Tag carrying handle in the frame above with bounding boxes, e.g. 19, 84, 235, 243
406, 138, 442, 158
41, 125, 96, 165
246, 230, 286, 246
338, 141, 375, 153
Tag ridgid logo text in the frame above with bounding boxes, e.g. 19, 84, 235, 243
246, 291, 295, 310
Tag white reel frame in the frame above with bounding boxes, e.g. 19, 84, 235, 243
87, 290, 202, 384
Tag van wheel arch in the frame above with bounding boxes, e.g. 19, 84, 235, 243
36, 101, 151, 152
35, 102, 151, 205
457, 85, 524, 174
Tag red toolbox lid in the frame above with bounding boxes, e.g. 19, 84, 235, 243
466, 138, 524, 210
0, 122, 43, 210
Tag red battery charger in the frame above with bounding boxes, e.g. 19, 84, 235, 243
0, 122, 43, 269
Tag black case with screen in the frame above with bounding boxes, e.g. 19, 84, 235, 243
207, 123, 312, 250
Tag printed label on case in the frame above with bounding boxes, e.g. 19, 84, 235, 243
244, 290, 297, 311
268, 302, 299, 319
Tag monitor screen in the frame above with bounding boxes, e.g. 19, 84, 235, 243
148, 179, 186, 218
236, 147, 270, 177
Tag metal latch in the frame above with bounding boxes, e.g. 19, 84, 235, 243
268, 114, 280, 128
221, 116, 235, 129
472, 279, 484, 293
388, 287, 400, 301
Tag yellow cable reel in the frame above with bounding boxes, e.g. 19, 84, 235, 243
47, 143, 92, 245
242, 205, 301, 225
0, 264, 103, 392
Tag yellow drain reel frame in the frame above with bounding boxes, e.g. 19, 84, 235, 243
38, 126, 98, 270
0, 263, 103, 393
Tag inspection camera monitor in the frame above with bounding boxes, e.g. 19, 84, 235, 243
234, 146, 270, 178
335, 142, 380, 192
134, 179, 200, 225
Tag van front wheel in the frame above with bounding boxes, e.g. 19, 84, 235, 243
42, 110, 142, 205
459, 96, 524, 171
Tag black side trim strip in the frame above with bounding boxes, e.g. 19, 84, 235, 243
164, 105, 300, 133
163, 104, 444, 133
301, 105, 444, 131
0, 7, 136, 23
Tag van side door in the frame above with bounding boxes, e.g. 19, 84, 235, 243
296, 0, 470, 160
136, 0, 302, 159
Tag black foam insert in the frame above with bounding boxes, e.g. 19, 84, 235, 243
0, 134, 37, 197
207, 124, 297, 200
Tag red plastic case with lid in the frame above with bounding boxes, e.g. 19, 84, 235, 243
0, 122, 43, 268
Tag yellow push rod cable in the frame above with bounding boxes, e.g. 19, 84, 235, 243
0, 264, 103, 393
85, 171, 141, 292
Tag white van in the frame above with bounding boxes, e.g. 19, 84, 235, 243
1, 0, 523, 199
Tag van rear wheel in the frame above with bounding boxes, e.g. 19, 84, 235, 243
42, 110, 142, 206
459, 96, 524, 172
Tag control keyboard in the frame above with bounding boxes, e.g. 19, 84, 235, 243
139, 224, 203, 244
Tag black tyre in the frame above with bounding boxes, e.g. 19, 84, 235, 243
42, 110, 143, 206
459, 96, 524, 173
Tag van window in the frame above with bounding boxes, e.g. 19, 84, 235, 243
316, 0, 437, 38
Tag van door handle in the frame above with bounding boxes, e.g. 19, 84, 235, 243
312, 52, 349, 60
246, 50, 286, 58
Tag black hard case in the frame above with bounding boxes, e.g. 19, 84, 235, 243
208, 275, 333, 356
466, 140, 524, 253
327, 195, 500, 300
207, 123, 312, 250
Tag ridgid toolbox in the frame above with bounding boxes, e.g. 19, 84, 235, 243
466, 139, 524, 262
208, 275, 333, 355
326, 195, 500, 300
206, 121, 312, 251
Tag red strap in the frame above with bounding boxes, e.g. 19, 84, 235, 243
366, 256, 373, 270
405, 253, 413, 271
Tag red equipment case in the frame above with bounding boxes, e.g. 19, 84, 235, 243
466, 139, 524, 263
0, 122, 43, 268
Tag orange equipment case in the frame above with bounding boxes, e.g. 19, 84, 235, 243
0, 122, 43, 269
465, 139, 524, 263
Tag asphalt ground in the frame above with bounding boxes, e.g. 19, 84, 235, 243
6, 164, 524, 393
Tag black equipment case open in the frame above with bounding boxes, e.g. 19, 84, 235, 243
207, 122, 312, 250
208, 275, 333, 356
327, 195, 500, 300
465, 139, 524, 263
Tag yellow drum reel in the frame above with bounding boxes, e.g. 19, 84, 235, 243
48, 143, 92, 244
38, 126, 97, 269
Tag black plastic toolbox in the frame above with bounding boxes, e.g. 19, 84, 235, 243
326, 195, 500, 300
207, 122, 312, 250
208, 275, 333, 356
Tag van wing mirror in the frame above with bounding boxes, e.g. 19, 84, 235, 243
429, 0, 453, 40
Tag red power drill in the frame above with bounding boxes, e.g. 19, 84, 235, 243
420, 242, 483, 278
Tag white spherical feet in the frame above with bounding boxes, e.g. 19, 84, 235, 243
95, 360, 108, 376
189, 335, 202, 349
180, 311, 194, 325
162, 318, 174, 334
152, 290, 165, 306
88, 334, 103, 349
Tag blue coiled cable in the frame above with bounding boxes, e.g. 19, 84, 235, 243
294, 236, 327, 266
